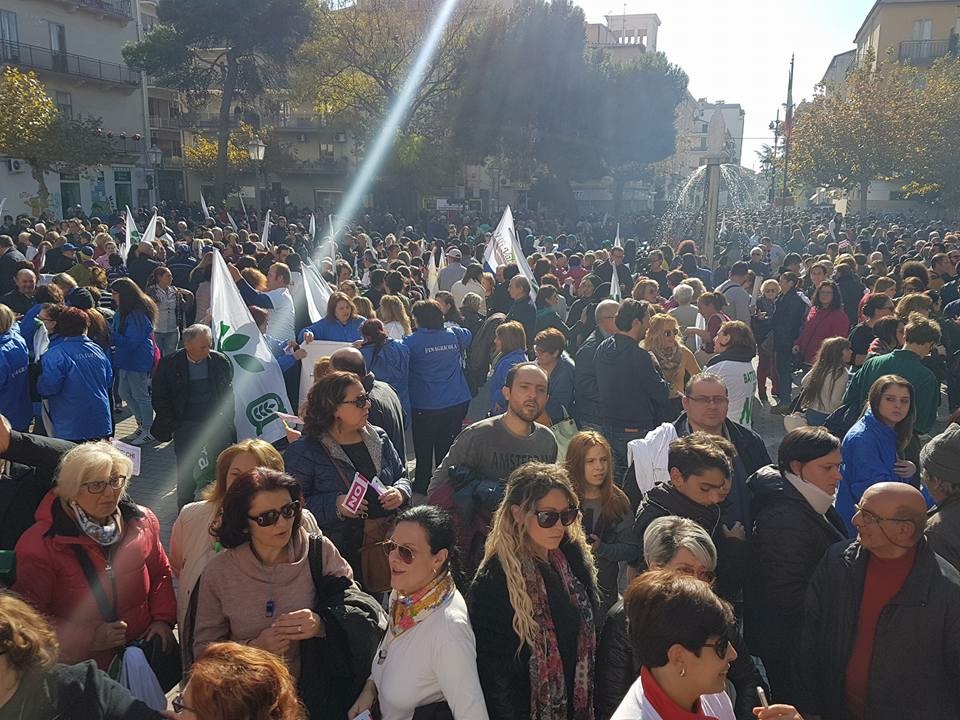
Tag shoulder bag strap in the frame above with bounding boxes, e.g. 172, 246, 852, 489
308, 534, 325, 586
71, 545, 118, 622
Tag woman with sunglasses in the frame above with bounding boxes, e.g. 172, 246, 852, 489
192, 468, 354, 710
284, 371, 410, 589
13, 442, 177, 671
348, 506, 488, 720
169, 440, 321, 665
468, 462, 599, 720
0, 592, 166, 720
643, 314, 700, 419
597, 517, 767, 720
609, 570, 802, 720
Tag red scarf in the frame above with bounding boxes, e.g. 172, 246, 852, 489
640, 667, 720, 720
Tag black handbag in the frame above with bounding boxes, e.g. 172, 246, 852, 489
412, 701, 454, 720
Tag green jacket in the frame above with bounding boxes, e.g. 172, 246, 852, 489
843, 348, 939, 434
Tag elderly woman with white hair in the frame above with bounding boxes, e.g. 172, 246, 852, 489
13, 441, 177, 673
595, 516, 767, 720
668, 283, 700, 354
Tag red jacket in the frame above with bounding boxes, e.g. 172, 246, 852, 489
13, 492, 177, 669
797, 306, 849, 364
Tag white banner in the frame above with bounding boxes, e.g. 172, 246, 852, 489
140, 212, 159, 247
200, 192, 212, 222
261, 209, 272, 248
301, 261, 333, 324
210, 251, 289, 443
483, 205, 516, 272
124, 206, 140, 250
298, 340, 352, 405
226, 210, 238, 231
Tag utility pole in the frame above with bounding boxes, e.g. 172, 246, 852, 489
779, 54, 795, 243
768, 109, 780, 207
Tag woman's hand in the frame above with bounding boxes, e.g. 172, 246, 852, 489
348, 679, 378, 720
753, 704, 804, 720
91, 620, 128, 651
302, 330, 315, 344
380, 487, 404, 511
352, 339, 365, 349
250, 625, 291, 655
894, 459, 917, 478
141, 620, 175, 652
273, 609, 325, 640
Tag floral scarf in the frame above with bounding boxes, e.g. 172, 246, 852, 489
651, 342, 684, 380
389, 570, 455, 638
70, 501, 122, 546
522, 549, 596, 720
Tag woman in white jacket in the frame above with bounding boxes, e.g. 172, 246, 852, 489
800, 337, 852, 426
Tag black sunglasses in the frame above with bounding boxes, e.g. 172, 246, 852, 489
535, 507, 580, 529
381, 539, 416, 564
340, 393, 371, 409
248, 500, 300, 527
702, 631, 731, 660
172, 693, 196, 714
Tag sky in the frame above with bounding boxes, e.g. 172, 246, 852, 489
575, 0, 875, 169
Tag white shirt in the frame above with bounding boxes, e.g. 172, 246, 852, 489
370, 591, 489, 720
384, 321, 407, 341
611, 675, 735, 720
706, 358, 757, 426
264, 287, 295, 341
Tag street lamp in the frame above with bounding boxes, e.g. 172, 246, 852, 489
147, 145, 163, 205
247, 136, 267, 212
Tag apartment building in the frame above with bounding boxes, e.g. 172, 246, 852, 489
855, 0, 960, 69
0, 0, 154, 218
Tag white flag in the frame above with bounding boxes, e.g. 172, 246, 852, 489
123, 206, 141, 250
210, 251, 289, 443
309, 213, 316, 244
302, 261, 333, 324
261, 209, 272, 248
200, 193, 212, 223
0, 198, 6, 225
483, 205, 516, 273
239, 194, 248, 227
140, 212, 159, 247
226, 211, 238, 231
426, 248, 444, 298
613, 223, 622, 249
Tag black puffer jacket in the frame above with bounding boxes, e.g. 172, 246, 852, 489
596, 599, 765, 720
573, 329, 604, 426
798, 538, 960, 720
771, 289, 807, 349
744, 466, 848, 702
468, 540, 599, 720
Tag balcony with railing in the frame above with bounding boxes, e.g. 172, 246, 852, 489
105, 134, 144, 154
899, 39, 951, 64
0, 40, 140, 87
149, 115, 182, 130
75, 0, 134, 20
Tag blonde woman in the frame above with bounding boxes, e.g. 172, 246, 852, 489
169, 439, 320, 661
379, 294, 413, 340
468, 462, 599, 720
643, 313, 700, 418
352, 295, 376, 322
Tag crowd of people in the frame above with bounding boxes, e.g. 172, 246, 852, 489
1, 201, 960, 720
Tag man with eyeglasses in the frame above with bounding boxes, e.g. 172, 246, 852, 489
797, 482, 960, 720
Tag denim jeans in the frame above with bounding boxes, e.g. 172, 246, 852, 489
411, 401, 470, 494
154, 330, 180, 357
117, 369, 153, 430
602, 425, 650, 489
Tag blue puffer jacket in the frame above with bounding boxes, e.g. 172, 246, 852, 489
19, 304, 42, 357
361, 339, 411, 423
283, 425, 411, 550
488, 349, 528, 415
403, 327, 472, 411
298, 315, 365, 343
36, 336, 113, 440
838, 409, 915, 534
110, 312, 155, 373
0, 329, 31, 430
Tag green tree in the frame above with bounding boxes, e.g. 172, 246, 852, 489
123, 0, 315, 200
0, 67, 116, 212
790, 50, 917, 213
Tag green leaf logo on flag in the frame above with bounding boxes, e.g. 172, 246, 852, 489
216, 323, 265, 373
246, 393, 288, 435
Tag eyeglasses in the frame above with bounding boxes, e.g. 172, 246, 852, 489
81, 476, 127, 494
702, 632, 731, 660
854, 503, 913, 526
685, 395, 728, 406
381, 539, 416, 564
340, 393, 371, 409
673, 565, 716, 584
662, 329, 679, 337
248, 500, 300, 527
535, 507, 580, 529
172, 694, 197, 714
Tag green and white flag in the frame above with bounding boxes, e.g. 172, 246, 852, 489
210, 250, 289, 443
301, 260, 333, 324
123, 206, 141, 250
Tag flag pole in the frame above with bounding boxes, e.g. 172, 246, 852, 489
779, 53, 795, 246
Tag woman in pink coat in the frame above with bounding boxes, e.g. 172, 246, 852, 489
796, 280, 849, 366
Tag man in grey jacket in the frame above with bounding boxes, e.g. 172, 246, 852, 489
715, 261, 752, 324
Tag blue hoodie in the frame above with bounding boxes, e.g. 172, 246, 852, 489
36, 335, 113, 440
110, 311, 155, 373
19, 303, 42, 356
838, 408, 916, 534
403, 326, 472, 411
488, 348, 528, 415
298, 315, 365, 343
361, 339, 411, 423
0, 329, 31, 430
